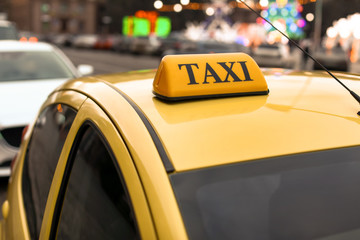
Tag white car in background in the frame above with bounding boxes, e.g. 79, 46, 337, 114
72, 34, 98, 49
0, 40, 93, 176
0, 20, 19, 40
252, 43, 292, 68
129, 36, 161, 55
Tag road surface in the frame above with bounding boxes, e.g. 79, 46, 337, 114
61, 47, 162, 75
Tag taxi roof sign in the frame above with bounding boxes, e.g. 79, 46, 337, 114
153, 53, 269, 101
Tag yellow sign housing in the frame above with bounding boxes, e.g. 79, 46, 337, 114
153, 53, 269, 101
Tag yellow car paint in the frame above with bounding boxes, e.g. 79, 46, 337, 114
1, 53, 360, 240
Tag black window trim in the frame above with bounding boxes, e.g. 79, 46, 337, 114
103, 81, 175, 173
21, 103, 78, 240
49, 120, 140, 239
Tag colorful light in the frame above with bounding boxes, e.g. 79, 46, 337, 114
296, 4, 303, 12
123, 13, 171, 38
154, 0, 163, 9
264, 22, 272, 31
133, 18, 150, 36
260, 10, 268, 18
305, 13, 314, 22
259, 0, 269, 8
269, 7, 277, 16
326, 27, 337, 38
155, 17, 171, 37
122, 16, 131, 36
276, 0, 288, 8
261, 0, 306, 41
354, 29, 360, 40
174, 4, 182, 12
290, 23, 298, 32
180, 0, 190, 5
281, 9, 289, 17
206, 7, 215, 16
297, 19, 306, 28
290, 9, 298, 17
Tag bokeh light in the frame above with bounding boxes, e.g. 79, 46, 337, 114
206, 7, 215, 16
174, 3, 182, 12
326, 27, 337, 38
154, 0, 163, 9
180, 0, 190, 5
259, 0, 269, 8
305, 13, 314, 22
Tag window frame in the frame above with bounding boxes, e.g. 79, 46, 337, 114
21, 103, 78, 240
50, 120, 140, 239
37, 98, 156, 239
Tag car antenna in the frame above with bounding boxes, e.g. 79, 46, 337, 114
238, 0, 360, 116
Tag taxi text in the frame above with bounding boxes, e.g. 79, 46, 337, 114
178, 61, 253, 85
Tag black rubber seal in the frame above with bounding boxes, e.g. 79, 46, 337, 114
105, 83, 175, 173
153, 90, 269, 102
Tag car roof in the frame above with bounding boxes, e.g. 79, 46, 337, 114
57, 68, 360, 172
0, 20, 16, 27
0, 40, 54, 51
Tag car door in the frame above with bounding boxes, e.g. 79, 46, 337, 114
39, 97, 156, 239
1, 90, 87, 240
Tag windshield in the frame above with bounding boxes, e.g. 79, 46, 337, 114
0, 51, 76, 82
0, 25, 18, 40
170, 146, 360, 240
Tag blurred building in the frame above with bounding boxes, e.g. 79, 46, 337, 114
0, 0, 10, 20
8, 0, 105, 34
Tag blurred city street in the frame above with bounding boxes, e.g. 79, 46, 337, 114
1, 0, 360, 235
60, 47, 360, 75
60, 47, 161, 75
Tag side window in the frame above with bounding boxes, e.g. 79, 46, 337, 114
54, 124, 138, 239
22, 104, 77, 240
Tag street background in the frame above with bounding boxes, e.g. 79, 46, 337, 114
1, 0, 360, 220
61, 47, 360, 75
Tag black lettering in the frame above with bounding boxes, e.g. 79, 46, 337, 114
237, 61, 253, 81
217, 61, 241, 82
203, 63, 222, 84
178, 63, 199, 85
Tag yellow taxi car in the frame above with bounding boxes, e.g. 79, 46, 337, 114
2, 52, 360, 239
